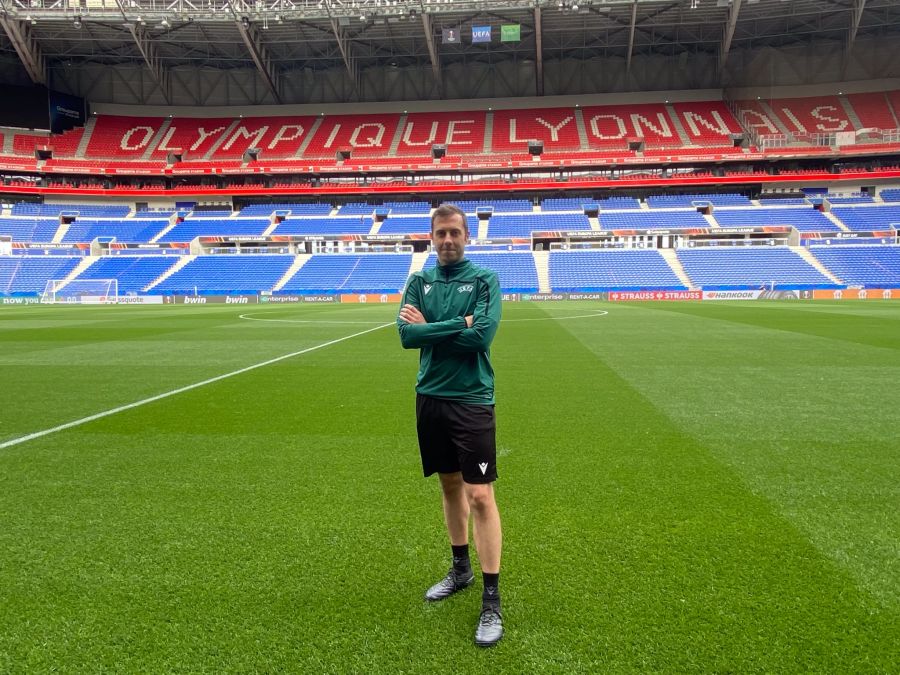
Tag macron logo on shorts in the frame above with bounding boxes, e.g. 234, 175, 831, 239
478, 462, 489, 475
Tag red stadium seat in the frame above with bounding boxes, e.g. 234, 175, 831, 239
395, 111, 487, 156
87, 115, 166, 159
671, 101, 743, 145
582, 103, 681, 148
211, 116, 317, 158
302, 113, 402, 158
491, 108, 581, 153
846, 92, 899, 130
148, 117, 234, 160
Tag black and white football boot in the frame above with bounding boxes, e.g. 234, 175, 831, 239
424, 567, 475, 602
474, 606, 503, 647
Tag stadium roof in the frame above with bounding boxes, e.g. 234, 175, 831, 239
1, 0, 900, 105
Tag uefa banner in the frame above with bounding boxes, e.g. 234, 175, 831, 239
810, 288, 898, 300
340, 293, 404, 304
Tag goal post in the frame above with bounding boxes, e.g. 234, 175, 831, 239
41, 279, 119, 304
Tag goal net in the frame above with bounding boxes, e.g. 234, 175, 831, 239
41, 279, 119, 304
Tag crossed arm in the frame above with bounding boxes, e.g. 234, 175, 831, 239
397, 275, 500, 352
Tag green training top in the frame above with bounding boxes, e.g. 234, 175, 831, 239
397, 257, 502, 405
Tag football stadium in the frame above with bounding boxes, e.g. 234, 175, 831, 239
1, 0, 899, 669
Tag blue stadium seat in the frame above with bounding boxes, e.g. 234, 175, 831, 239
597, 211, 708, 229
12, 203, 131, 218
240, 203, 333, 216
713, 207, 838, 232
62, 220, 170, 243
809, 245, 900, 287
647, 193, 751, 208
677, 247, 839, 289
74, 256, 181, 294
273, 218, 373, 236
453, 200, 533, 213
423, 252, 539, 292
488, 214, 590, 238
279, 254, 411, 294
150, 255, 296, 295
831, 205, 900, 231
0, 256, 82, 296
549, 250, 686, 292
158, 219, 270, 242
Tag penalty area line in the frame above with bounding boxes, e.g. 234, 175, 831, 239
0, 322, 394, 451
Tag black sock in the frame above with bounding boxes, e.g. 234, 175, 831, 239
451, 544, 470, 573
482, 572, 500, 608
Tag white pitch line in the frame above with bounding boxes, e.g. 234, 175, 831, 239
238, 309, 610, 325
0, 322, 393, 451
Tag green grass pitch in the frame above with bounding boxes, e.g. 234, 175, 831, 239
0, 300, 897, 672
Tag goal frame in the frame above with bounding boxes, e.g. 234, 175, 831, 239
41, 278, 119, 304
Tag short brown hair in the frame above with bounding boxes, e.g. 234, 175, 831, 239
431, 203, 468, 233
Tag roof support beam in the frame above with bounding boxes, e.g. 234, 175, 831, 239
625, 0, 638, 76
719, 0, 742, 83
843, 0, 866, 77
534, 6, 543, 97
420, 9, 443, 98
0, 11, 46, 85
114, 0, 171, 104
129, 24, 172, 104
329, 18, 360, 98
226, 0, 282, 104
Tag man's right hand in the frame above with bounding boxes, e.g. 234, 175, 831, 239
465, 315, 474, 328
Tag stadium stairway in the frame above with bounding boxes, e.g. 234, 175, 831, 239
483, 113, 493, 153
296, 117, 323, 158
203, 119, 240, 160
824, 211, 851, 232
477, 219, 489, 239
74, 117, 96, 158
388, 114, 406, 156
52, 221, 71, 244
758, 99, 794, 136
665, 104, 693, 146
790, 246, 844, 285
150, 213, 181, 243
839, 96, 864, 131
659, 249, 697, 289
573, 107, 589, 149
273, 254, 311, 292
144, 255, 194, 292
261, 217, 279, 237
144, 120, 173, 160
532, 250, 551, 292
409, 251, 429, 276
54, 257, 98, 291
703, 213, 720, 229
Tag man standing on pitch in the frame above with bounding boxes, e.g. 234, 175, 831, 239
397, 203, 504, 647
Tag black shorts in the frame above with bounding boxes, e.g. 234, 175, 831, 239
416, 394, 497, 484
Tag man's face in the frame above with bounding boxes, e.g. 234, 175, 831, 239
432, 214, 468, 266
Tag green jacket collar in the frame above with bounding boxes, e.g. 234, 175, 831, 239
436, 257, 471, 274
